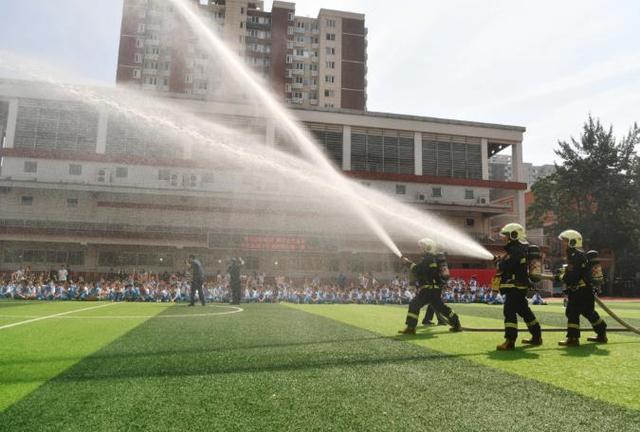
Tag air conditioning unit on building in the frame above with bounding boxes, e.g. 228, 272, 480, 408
477, 197, 488, 205
183, 174, 198, 188
96, 169, 111, 184
416, 193, 426, 201
169, 173, 180, 187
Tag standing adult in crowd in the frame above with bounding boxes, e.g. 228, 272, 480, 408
187, 255, 206, 307
228, 257, 243, 305
57, 264, 68, 283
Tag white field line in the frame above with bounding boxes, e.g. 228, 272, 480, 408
0, 305, 243, 321
0, 303, 116, 331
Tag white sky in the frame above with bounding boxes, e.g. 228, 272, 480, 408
1, 0, 639, 164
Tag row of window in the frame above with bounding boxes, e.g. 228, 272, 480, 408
3, 249, 85, 265
98, 252, 174, 268
393, 184, 477, 200
19, 196, 78, 208
23, 161, 128, 178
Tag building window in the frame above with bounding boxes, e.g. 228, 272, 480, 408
115, 167, 128, 178
324, 75, 334, 83
432, 187, 442, 198
326, 33, 336, 41
133, 69, 141, 79
201, 173, 214, 184
135, 38, 144, 48
465, 189, 474, 199
21, 196, 33, 206
324, 89, 334, 97
23, 161, 37, 173
465, 218, 475, 227
422, 138, 482, 179
326, 47, 335, 55
288, 12, 294, 21
395, 184, 406, 195
326, 19, 337, 28
69, 164, 82, 176
325, 61, 335, 69
158, 169, 170, 181
67, 198, 79, 208
137, 23, 145, 33
134, 53, 142, 63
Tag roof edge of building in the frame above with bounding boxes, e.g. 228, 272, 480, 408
290, 106, 526, 133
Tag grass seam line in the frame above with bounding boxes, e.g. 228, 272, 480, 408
0, 303, 116, 331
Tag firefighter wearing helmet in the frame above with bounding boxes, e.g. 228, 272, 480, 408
556, 229, 607, 346
398, 238, 462, 334
494, 223, 542, 351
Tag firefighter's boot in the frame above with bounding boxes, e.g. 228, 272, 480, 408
496, 339, 516, 351
558, 337, 580, 347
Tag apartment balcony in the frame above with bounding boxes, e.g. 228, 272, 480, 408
311, 57, 318, 63
293, 54, 306, 61
309, 99, 319, 105
311, 43, 319, 49
292, 97, 304, 104
294, 26, 305, 34
292, 82, 303, 89
309, 84, 318, 90
291, 69, 304, 76
311, 71, 318, 77
312, 28, 320, 34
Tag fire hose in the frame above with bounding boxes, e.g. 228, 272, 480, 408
461, 295, 639, 335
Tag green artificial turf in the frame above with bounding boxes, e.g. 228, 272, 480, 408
1, 301, 639, 431
290, 302, 640, 411
0, 301, 166, 411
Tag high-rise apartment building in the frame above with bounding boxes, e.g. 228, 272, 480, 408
116, 0, 367, 110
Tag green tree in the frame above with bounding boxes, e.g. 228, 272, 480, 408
528, 116, 640, 279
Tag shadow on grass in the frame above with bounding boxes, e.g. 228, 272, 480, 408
559, 343, 610, 358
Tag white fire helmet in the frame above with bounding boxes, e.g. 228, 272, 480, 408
499, 223, 526, 242
558, 229, 583, 248
418, 238, 437, 254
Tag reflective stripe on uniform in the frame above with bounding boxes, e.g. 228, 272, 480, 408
419, 285, 438, 289
407, 312, 419, 319
505, 322, 518, 329
430, 263, 438, 268
591, 318, 604, 326
568, 323, 580, 329
526, 319, 539, 327
520, 258, 527, 264
448, 311, 456, 318
499, 284, 528, 290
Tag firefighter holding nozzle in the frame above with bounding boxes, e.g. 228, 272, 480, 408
493, 223, 543, 351
556, 230, 607, 346
398, 238, 463, 335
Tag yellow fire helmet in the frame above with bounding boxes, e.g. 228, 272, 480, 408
499, 223, 526, 242
558, 229, 583, 248
418, 238, 437, 254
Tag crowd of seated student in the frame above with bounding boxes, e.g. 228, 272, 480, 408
0, 267, 548, 306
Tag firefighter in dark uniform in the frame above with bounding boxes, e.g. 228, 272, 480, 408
187, 255, 206, 307
556, 229, 607, 346
494, 223, 542, 351
423, 304, 448, 326
399, 238, 462, 334
228, 257, 243, 305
